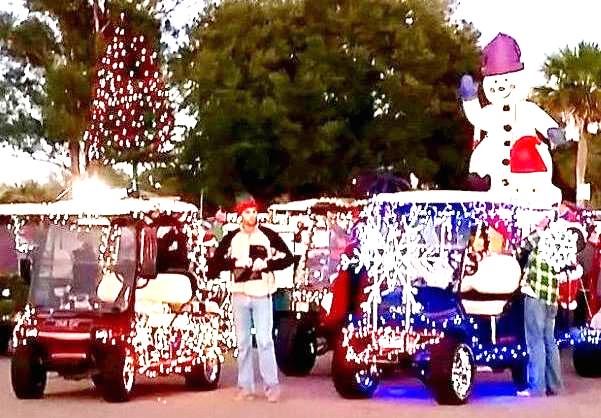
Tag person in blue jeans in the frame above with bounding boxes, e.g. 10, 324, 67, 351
208, 197, 293, 402
516, 215, 561, 396
517, 211, 585, 396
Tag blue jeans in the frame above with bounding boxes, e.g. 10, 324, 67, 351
524, 295, 562, 395
232, 293, 279, 392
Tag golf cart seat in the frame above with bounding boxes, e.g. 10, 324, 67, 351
135, 273, 193, 327
460, 254, 521, 316
96, 271, 124, 303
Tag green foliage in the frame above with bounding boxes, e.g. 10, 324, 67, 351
536, 42, 601, 125
0, 1, 163, 174
172, 0, 480, 205
534, 42, 601, 207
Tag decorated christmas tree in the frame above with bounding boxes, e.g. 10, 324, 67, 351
86, 13, 174, 170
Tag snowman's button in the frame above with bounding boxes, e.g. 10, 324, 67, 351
504, 124, 512, 132
502, 158, 510, 166
502, 179, 509, 186
503, 105, 510, 111
504, 140, 511, 146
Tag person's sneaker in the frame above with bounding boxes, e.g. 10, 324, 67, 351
516, 389, 531, 397
234, 388, 255, 401
265, 386, 281, 403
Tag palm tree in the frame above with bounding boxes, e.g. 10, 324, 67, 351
534, 42, 601, 206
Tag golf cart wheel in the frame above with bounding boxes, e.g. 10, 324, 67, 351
99, 345, 135, 402
331, 340, 379, 399
185, 357, 221, 390
573, 345, 601, 377
275, 317, 317, 376
11, 344, 46, 399
511, 360, 528, 391
430, 337, 475, 405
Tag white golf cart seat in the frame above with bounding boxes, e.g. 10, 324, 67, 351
460, 254, 521, 316
134, 273, 193, 328
96, 271, 123, 303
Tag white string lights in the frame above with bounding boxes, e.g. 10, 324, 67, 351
86, 14, 174, 163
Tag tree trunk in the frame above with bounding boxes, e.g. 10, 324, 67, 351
69, 140, 80, 178
576, 130, 589, 206
132, 161, 139, 192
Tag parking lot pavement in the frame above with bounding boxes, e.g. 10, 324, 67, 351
2, 350, 601, 418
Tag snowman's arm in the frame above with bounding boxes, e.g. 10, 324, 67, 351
462, 99, 496, 131
526, 101, 559, 138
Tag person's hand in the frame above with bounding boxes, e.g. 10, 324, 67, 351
547, 127, 566, 147
252, 258, 268, 272
459, 74, 478, 101
235, 258, 252, 268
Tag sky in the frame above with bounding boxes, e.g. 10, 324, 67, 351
0, 0, 600, 186
453, 0, 601, 86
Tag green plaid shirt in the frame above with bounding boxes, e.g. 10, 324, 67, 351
517, 230, 559, 306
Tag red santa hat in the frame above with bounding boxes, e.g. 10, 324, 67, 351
510, 136, 548, 173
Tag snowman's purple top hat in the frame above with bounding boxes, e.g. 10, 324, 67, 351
481, 33, 524, 76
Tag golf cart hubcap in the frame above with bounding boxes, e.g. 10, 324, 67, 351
122, 348, 134, 391
355, 369, 375, 389
204, 358, 219, 382
451, 345, 473, 399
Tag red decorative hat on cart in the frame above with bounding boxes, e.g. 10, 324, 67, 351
510, 136, 548, 173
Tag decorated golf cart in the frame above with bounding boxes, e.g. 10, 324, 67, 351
5, 184, 228, 402
328, 190, 590, 404
267, 198, 362, 376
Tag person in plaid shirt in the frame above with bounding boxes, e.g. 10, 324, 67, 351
516, 209, 586, 397
519, 224, 560, 305
516, 214, 561, 397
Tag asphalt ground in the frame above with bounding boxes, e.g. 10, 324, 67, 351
2, 349, 599, 418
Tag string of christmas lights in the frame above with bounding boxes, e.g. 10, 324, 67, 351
86, 13, 174, 164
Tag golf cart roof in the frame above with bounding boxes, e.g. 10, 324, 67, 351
269, 197, 362, 214
369, 190, 558, 210
0, 197, 199, 217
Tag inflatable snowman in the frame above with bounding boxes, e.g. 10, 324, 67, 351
459, 33, 565, 205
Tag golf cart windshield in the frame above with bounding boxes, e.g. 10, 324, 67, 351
30, 223, 136, 312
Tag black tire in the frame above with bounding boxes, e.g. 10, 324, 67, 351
274, 317, 317, 376
0, 324, 11, 355
331, 338, 379, 399
185, 357, 221, 390
511, 361, 528, 391
11, 345, 46, 399
98, 345, 135, 402
429, 337, 475, 405
91, 374, 103, 389
573, 345, 601, 377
